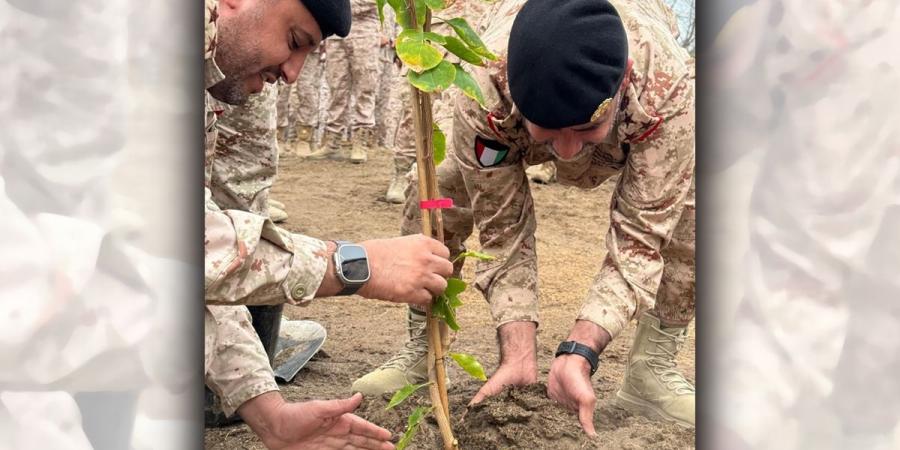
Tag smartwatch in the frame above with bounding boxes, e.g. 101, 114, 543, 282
555, 341, 600, 377
332, 241, 370, 296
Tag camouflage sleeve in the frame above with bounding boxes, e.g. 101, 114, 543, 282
577, 106, 695, 339
204, 305, 278, 417
451, 96, 540, 326
205, 188, 328, 305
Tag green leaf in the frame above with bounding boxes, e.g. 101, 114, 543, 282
414, 0, 426, 29
445, 18, 498, 60
432, 295, 460, 331
445, 277, 466, 298
433, 122, 446, 166
450, 352, 488, 381
455, 249, 495, 262
440, 35, 483, 65
376, 0, 386, 25
387, 0, 412, 29
386, 382, 431, 410
407, 60, 456, 92
423, 31, 447, 45
397, 406, 432, 450
423, 0, 445, 10
452, 64, 486, 107
396, 31, 443, 72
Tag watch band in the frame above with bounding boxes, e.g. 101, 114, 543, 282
555, 341, 600, 376
337, 282, 362, 296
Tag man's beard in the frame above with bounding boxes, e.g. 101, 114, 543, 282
208, 5, 265, 105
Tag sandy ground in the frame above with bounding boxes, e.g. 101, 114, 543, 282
204, 147, 696, 449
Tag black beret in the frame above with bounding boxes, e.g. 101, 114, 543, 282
301, 0, 352, 38
508, 0, 628, 129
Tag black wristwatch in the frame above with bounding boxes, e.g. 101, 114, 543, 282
555, 341, 600, 376
332, 241, 370, 296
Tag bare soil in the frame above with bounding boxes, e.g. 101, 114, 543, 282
204, 148, 695, 449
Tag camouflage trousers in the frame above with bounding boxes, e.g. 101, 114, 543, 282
392, 84, 458, 167
324, 37, 379, 135
276, 49, 325, 132
374, 44, 400, 148
400, 154, 696, 329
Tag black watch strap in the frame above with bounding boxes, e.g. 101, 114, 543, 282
337, 283, 362, 296
555, 341, 600, 376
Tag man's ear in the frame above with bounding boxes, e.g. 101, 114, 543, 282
219, 0, 245, 14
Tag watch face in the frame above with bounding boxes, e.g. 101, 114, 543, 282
339, 245, 370, 283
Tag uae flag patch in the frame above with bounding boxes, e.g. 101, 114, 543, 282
474, 136, 510, 168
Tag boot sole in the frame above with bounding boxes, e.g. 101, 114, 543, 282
614, 390, 694, 429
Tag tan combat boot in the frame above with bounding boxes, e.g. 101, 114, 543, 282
385, 157, 413, 204
350, 127, 374, 164
305, 130, 344, 161
293, 124, 315, 156
615, 312, 695, 428
526, 161, 557, 184
268, 202, 288, 223
351, 308, 428, 396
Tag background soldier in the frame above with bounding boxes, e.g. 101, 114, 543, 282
306, 0, 380, 163
354, 0, 696, 433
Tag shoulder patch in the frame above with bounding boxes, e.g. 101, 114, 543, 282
474, 136, 510, 168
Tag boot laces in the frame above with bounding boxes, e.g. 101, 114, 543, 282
646, 325, 694, 395
380, 321, 428, 370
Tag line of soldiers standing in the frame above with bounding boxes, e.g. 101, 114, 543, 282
271, 0, 491, 211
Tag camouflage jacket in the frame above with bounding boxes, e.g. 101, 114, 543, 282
452, 0, 695, 338
204, 0, 328, 415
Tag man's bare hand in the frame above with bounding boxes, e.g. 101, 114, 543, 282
547, 355, 597, 436
470, 322, 539, 404
359, 234, 453, 306
239, 392, 394, 450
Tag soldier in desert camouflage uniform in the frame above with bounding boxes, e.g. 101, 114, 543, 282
354, 0, 696, 433
276, 44, 326, 156
306, 0, 380, 163
373, 10, 399, 155
203, 0, 453, 447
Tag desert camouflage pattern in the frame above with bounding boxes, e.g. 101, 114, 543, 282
324, 0, 380, 136
211, 83, 279, 214
402, 0, 694, 336
205, 305, 278, 416
277, 46, 325, 136
375, 11, 400, 148
203, 0, 328, 415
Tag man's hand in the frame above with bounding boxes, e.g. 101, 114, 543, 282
470, 322, 539, 404
546, 320, 611, 436
239, 392, 394, 450
358, 234, 453, 306
547, 354, 597, 436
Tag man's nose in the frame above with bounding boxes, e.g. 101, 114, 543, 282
552, 135, 582, 159
280, 52, 308, 84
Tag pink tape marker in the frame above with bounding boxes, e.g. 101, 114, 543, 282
419, 198, 454, 210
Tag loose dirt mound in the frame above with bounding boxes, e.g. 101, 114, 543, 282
356, 382, 693, 450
